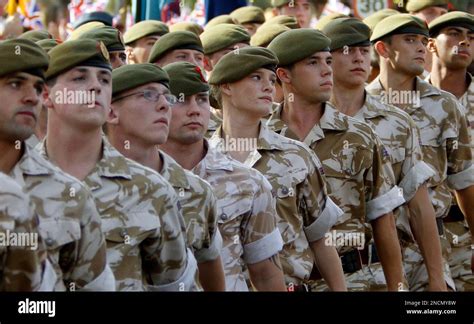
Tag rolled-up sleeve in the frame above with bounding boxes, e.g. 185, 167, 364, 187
304, 197, 342, 242
243, 228, 283, 264
366, 186, 405, 221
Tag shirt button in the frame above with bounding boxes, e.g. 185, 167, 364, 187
281, 186, 289, 195
221, 213, 228, 221
45, 238, 54, 246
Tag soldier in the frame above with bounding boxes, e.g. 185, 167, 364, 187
123, 20, 169, 64
406, 0, 449, 74
207, 46, 346, 291
0, 39, 114, 291
271, 0, 312, 28
107, 63, 225, 291
323, 17, 447, 291
250, 23, 290, 48
161, 62, 286, 291
201, 24, 250, 78
426, 11, 474, 291
267, 29, 406, 291
406, 0, 448, 24
38, 39, 196, 291
230, 6, 266, 36
200, 24, 251, 137
205, 15, 236, 29
25, 38, 60, 148
363, 9, 399, 83
0, 172, 44, 291
77, 26, 127, 69
261, 15, 300, 29
169, 22, 204, 36
367, 14, 474, 291
18, 30, 53, 42
148, 31, 205, 70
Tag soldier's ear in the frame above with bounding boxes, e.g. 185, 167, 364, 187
43, 86, 54, 110
203, 56, 213, 72
427, 38, 438, 54
374, 41, 389, 59
125, 46, 135, 64
220, 83, 232, 97
276, 67, 291, 84
107, 103, 120, 125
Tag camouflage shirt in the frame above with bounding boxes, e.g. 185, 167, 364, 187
192, 140, 283, 291
10, 143, 112, 291
38, 138, 196, 291
351, 93, 436, 241
209, 123, 342, 284
367, 77, 474, 218
425, 73, 474, 151
266, 102, 405, 254
158, 150, 221, 263
206, 107, 222, 139
0, 173, 43, 291
459, 73, 474, 147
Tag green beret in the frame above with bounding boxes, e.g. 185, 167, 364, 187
363, 9, 399, 32
370, 14, 429, 42
169, 22, 204, 35
323, 18, 371, 51
271, 0, 290, 7
77, 26, 125, 52
69, 21, 106, 40
250, 23, 290, 47
263, 15, 299, 29
0, 39, 49, 78
209, 46, 278, 85
45, 39, 111, 80
206, 15, 236, 29
406, 0, 447, 12
429, 11, 474, 37
112, 63, 169, 97
148, 31, 203, 63
124, 20, 169, 45
201, 24, 250, 55
268, 29, 330, 66
315, 13, 347, 30
163, 62, 209, 97
18, 30, 53, 42
230, 6, 266, 24
36, 38, 60, 53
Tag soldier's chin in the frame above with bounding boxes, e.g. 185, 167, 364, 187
2, 125, 34, 142
412, 65, 425, 76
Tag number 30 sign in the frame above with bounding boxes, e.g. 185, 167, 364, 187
352, 0, 395, 19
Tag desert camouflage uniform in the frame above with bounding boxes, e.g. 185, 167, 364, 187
10, 143, 113, 291
266, 102, 405, 291
206, 107, 222, 139
368, 76, 474, 291
38, 138, 196, 291
352, 93, 452, 291
0, 173, 44, 291
209, 123, 342, 286
425, 73, 474, 291
158, 150, 222, 289
192, 140, 283, 291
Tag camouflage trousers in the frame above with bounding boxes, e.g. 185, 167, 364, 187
367, 241, 454, 291
444, 220, 474, 291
